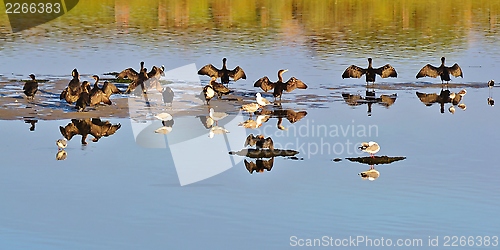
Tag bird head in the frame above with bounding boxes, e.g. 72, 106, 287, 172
29, 74, 36, 80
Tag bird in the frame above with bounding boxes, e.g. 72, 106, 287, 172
162, 87, 174, 107
75, 81, 91, 112
209, 108, 227, 125
244, 134, 274, 151
358, 168, 380, 181
89, 75, 112, 106
198, 58, 246, 87
60, 68, 82, 104
202, 84, 216, 105
238, 114, 269, 129
342, 58, 397, 84
458, 103, 467, 110
209, 76, 232, 99
256, 93, 271, 106
254, 69, 308, 100
208, 126, 230, 138
449, 105, 456, 114
458, 88, 467, 96
23, 74, 38, 100
359, 141, 380, 158
118, 62, 149, 94
416, 57, 463, 84
56, 138, 67, 150
241, 103, 260, 115
488, 80, 494, 88
154, 112, 173, 121
487, 97, 494, 106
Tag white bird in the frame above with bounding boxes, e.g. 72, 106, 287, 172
209, 108, 228, 125
359, 141, 380, 158
449, 105, 456, 114
256, 93, 271, 107
155, 126, 173, 134
487, 97, 494, 106
209, 126, 229, 138
154, 112, 173, 121
241, 103, 260, 114
56, 139, 67, 150
458, 88, 467, 97
488, 80, 494, 88
457, 103, 467, 110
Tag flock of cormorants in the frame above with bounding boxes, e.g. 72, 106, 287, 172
20, 56, 471, 113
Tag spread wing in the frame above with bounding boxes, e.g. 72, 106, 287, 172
416, 92, 439, 105
198, 64, 220, 77
102, 81, 122, 96
147, 66, 163, 78
254, 76, 275, 92
416, 64, 439, 78
244, 159, 257, 173
285, 77, 308, 92
262, 137, 274, 151
244, 134, 257, 147
376, 64, 397, 78
448, 63, 463, 78
228, 66, 246, 81
286, 110, 308, 123
117, 68, 140, 81
261, 157, 274, 171
59, 123, 80, 141
342, 65, 366, 79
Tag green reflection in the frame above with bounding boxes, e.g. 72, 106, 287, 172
0, 0, 498, 53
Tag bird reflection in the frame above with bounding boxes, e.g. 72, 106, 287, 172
342, 90, 397, 116
358, 166, 380, 181
24, 118, 37, 131
155, 119, 175, 135
59, 118, 121, 145
256, 106, 308, 129
56, 150, 67, 161
245, 158, 274, 174
416, 88, 467, 114
245, 134, 274, 151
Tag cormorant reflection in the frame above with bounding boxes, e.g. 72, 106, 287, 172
59, 118, 121, 145
342, 90, 397, 116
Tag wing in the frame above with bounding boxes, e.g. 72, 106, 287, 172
60, 88, 68, 100
102, 81, 122, 96
254, 76, 275, 92
244, 159, 257, 174
285, 77, 308, 92
117, 68, 139, 81
376, 64, 397, 78
262, 157, 274, 170
262, 137, 274, 151
287, 110, 307, 123
244, 134, 256, 147
198, 64, 220, 77
342, 65, 365, 79
416, 64, 439, 78
448, 63, 463, 78
228, 66, 246, 81
147, 66, 163, 78
416, 92, 439, 105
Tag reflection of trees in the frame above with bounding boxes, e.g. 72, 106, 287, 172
2, 0, 495, 53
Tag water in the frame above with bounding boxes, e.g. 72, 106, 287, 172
1, 1, 500, 249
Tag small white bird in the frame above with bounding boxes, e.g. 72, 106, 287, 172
208, 126, 229, 138
256, 93, 271, 107
359, 141, 380, 158
487, 97, 494, 106
457, 103, 467, 110
56, 139, 67, 150
458, 89, 467, 97
241, 103, 260, 114
209, 108, 228, 125
154, 112, 173, 121
488, 80, 494, 88
155, 126, 173, 134
449, 105, 456, 114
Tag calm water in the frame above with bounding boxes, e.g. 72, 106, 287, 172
1, 1, 500, 249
